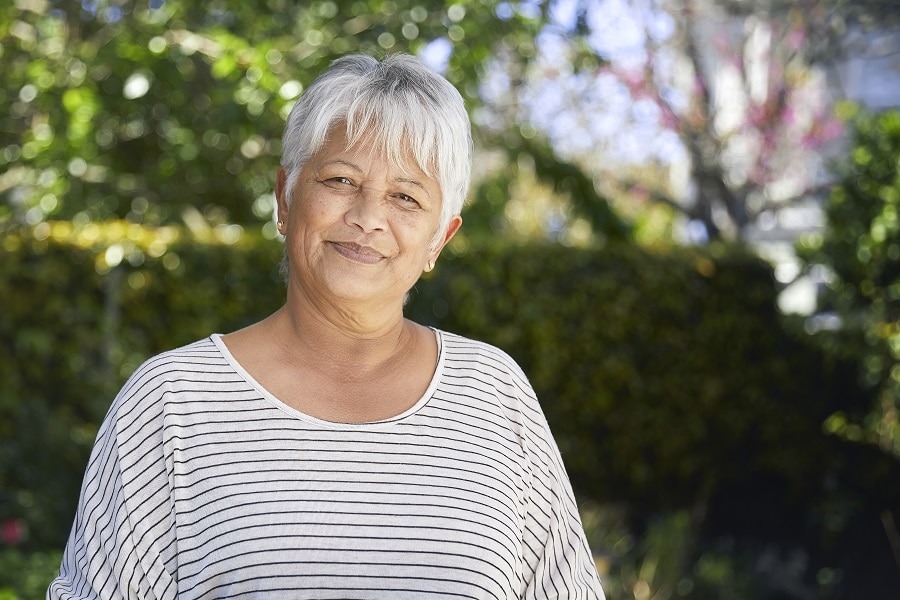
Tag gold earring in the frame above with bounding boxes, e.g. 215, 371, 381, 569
277, 220, 284, 230
427, 259, 435, 271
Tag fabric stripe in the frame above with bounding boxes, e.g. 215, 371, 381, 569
48, 331, 604, 600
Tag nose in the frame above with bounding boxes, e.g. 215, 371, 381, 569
345, 186, 388, 232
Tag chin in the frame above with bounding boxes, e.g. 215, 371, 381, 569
320, 280, 398, 305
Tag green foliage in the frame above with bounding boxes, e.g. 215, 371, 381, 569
409, 240, 847, 512
582, 505, 763, 600
800, 108, 900, 458
465, 136, 632, 242
0, 0, 548, 232
1, 0, 626, 247
0, 222, 284, 549
0, 550, 62, 600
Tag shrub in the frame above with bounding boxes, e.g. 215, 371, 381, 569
0, 223, 887, 558
408, 241, 858, 516
799, 108, 900, 459
0, 549, 62, 600
0, 223, 283, 549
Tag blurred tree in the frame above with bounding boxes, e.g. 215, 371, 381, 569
721, 0, 900, 66
801, 107, 900, 460
3, 0, 623, 238
476, 0, 845, 242
6, 1, 897, 245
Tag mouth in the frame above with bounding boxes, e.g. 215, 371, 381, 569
329, 241, 385, 265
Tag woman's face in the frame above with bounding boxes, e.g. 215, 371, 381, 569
277, 126, 461, 308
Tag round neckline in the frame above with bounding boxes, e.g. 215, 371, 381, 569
209, 328, 444, 430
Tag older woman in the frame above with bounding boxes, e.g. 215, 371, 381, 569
49, 54, 605, 599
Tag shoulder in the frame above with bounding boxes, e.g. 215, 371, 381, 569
103, 336, 229, 430
437, 329, 531, 383
116, 336, 226, 397
75, 336, 232, 488
127, 335, 228, 383
434, 329, 542, 422
432, 330, 571, 485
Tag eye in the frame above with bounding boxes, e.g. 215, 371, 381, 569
322, 177, 356, 190
394, 193, 421, 208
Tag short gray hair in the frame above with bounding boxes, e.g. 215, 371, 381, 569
280, 53, 473, 246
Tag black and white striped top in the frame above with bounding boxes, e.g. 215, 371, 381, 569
49, 330, 604, 599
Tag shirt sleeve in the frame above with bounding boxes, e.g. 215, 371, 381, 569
513, 367, 606, 600
48, 363, 178, 600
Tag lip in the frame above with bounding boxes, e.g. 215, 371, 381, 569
329, 241, 385, 265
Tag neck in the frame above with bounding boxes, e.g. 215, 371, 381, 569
269, 282, 413, 375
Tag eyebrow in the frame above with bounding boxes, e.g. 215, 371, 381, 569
395, 177, 431, 198
323, 159, 363, 173
321, 160, 432, 198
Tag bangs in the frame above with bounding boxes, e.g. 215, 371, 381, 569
344, 97, 441, 182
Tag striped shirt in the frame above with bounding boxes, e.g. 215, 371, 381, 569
49, 330, 604, 599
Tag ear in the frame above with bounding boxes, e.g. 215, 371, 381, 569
275, 167, 289, 226
425, 215, 463, 271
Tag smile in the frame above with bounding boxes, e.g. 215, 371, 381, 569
329, 241, 385, 265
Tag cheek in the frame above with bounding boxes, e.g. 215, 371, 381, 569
397, 219, 438, 254
295, 196, 339, 229
393, 207, 439, 237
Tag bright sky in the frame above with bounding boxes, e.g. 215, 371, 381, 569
506, 0, 687, 166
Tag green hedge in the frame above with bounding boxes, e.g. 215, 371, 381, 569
407, 242, 863, 515
0, 223, 284, 550
0, 223, 887, 555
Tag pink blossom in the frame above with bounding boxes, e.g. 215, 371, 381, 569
787, 27, 806, 51
781, 106, 796, 127
0, 519, 26, 545
712, 32, 729, 52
